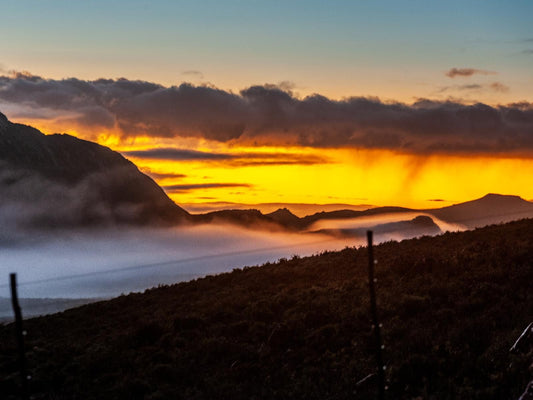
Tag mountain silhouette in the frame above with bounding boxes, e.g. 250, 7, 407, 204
311, 215, 441, 238
196, 195, 533, 234
429, 193, 533, 228
193, 209, 286, 230
299, 206, 411, 228
0, 112, 189, 228
265, 208, 303, 229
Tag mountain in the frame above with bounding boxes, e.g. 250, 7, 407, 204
198, 196, 533, 234
0, 112, 190, 228
299, 206, 412, 228
429, 193, 533, 229
265, 208, 303, 229
1, 219, 532, 399
192, 208, 287, 230
194, 207, 417, 232
312, 215, 441, 239
180, 201, 373, 216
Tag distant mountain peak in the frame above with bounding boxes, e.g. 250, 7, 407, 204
430, 192, 533, 229
474, 193, 529, 205
265, 207, 302, 229
411, 215, 437, 226
268, 208, 298, 218
479, 193, 526, 201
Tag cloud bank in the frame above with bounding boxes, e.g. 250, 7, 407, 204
1, 72, 533, 155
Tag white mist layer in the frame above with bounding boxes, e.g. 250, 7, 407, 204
0, 212, 461, 300
0, 224, 356, 299
309, 212, 466, 233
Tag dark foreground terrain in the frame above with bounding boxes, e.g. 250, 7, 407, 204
1, 219, 533, 399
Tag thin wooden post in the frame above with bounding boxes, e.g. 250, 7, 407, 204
367, 231, 385, 400
10, 273, 29, 400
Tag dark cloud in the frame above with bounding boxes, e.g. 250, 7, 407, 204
124, 148, 328, 166
163, 183, 252, 193
1, 72, 533, 155
139, 168, 187, 180
445, 68, 496, 78
228, 158, 323, 167
488, 82, 509, 93
522, 49, 533, 55
181, 70, 204, 79
438, 82, 509, 93
124, 148, 233, 161
458, 84, 483, 91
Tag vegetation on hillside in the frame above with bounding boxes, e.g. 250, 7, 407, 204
1, 219, 532, 399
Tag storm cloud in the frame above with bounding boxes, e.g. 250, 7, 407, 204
1, 72, 533, 155
181, 70, 204, 79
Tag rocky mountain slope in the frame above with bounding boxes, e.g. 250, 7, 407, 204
0, 112, 190, 228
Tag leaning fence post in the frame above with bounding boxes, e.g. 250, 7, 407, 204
367, 231, 385, 400
10, 273, 29, 400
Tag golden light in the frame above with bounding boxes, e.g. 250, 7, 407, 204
124, 146, 533, 210
15, 118, 533, 210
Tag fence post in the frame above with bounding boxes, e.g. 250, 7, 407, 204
367, 231, 385, 400
10, 273, 29, 400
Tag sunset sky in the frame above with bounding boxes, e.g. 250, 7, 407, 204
1, 0, 533, 209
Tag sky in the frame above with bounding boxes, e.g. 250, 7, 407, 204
1, 0, 533, 209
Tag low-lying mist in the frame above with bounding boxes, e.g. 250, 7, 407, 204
310, 212, 466, 233
0, 224, 356, 300
0, 212, 467, 303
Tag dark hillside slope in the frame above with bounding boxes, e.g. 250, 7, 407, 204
1, 219, 533, 399
430, 193, 533, 229
313, 215, 442, 238
0, 112, 189, 227
300, 206, 413, 228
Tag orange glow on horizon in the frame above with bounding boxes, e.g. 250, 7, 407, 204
125, 147, 533, 210
16, 118, 533, 210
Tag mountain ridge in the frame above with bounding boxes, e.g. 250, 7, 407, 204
190, 194, 533, 233
429, 193, 533, 228
0, 111, 190, 228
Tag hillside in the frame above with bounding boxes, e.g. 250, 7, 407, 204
430, 193, 533, 229
1, 219, 532, 399
0, 297, 103, 323
0, 112, 189, 228
312, 215, 441, 239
